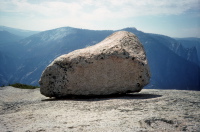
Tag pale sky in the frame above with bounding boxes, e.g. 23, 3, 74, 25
0, 0, 200, 38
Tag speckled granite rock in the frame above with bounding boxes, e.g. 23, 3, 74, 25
0, 87, 200, 132
39, 31, 150, 97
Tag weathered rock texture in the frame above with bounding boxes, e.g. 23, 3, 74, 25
39, 31, 150, 97
0, 87, 200, 132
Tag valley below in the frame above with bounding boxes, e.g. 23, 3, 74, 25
0, 86, 199, 132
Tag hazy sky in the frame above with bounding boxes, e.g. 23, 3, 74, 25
0, 0, 200, 38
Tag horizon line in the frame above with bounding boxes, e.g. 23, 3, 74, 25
0, 25, 199, 39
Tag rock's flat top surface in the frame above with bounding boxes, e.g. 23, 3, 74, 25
0, 86, 199, 132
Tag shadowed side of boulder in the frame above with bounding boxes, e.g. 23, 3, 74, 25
39, 31, 150, 97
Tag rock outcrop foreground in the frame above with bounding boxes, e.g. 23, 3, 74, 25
39, 31, 150, 97
0, 87, 200, 132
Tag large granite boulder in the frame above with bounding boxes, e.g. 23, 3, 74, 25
39, 31, 150, 97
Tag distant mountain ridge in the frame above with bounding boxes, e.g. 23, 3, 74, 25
0, 31, 23, 44
0, 26, 199, 90
0, 26, 40, 37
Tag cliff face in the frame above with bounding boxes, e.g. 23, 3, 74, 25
176, 38, 200, 65
0, 86, 199, 132
146, 34, 199, 65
